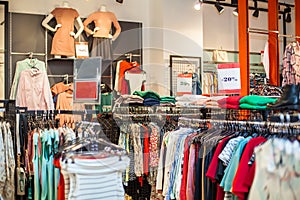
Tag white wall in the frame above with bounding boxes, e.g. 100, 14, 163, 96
9, 0, 204, 95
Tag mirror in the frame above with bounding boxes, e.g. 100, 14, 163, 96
0, 1, 7, 100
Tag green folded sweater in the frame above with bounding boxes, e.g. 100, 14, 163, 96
239, 103, 267, 110
133, 90, 161, 100
239, 95, 277, 106
160, 96, 176, 103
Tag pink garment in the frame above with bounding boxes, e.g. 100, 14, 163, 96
16, 68, 54, 110
186, 144, 196, 200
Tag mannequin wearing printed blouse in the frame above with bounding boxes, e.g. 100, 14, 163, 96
42, 1, 84, 58
83, 5, 121, 60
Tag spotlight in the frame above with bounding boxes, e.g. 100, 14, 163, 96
252, 9, 259, 17
116, 0, 123, 4
286, 13, 292, 23
194, 0, 203, 11
231, 0, 238, 5
215, 1, 225, 14
284, 6, 292, 23
252, 0, 259, 18
233, 8, 238, 16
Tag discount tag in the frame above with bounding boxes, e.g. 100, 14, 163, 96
217, 63, 241, 94
177, 73, 192, 96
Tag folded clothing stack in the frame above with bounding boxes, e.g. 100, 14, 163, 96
176, 94, 208, 107
217, 96, 244, 109
133, 90, 161, 106
144, 98, 160, 106
113, 94, 144, 111
204, 96, 228, 108
133, 90, 160, 100
160, 96, 176, 106
239, 95, 278, 110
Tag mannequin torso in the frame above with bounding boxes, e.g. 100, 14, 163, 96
83, 5, 121, 40
41, 1, 84, 58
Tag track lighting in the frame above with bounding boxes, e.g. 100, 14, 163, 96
252, 9, 259, 17
286, 12, 291, 23
215, 1, 224, 14
284, 6, 292, 23
194, 0, 203, 11
233, 8, 238, 16
231, 0, 238, 6
252, 0, 259, 18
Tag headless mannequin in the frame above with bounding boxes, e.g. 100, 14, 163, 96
42, 1, 84, 58
83, 4, 121, 41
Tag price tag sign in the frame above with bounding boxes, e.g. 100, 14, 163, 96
217, 63, 241, 94
177, 73, 192, 96
75, 42, 89, 58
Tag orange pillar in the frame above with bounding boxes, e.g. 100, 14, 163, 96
238, 0, 249, 95
296, 0, 300, 42
268, 0, 280, 86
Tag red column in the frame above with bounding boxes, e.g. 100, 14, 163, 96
238, 0, 249, 95
268, 0, 280, 86
296, 0, 300, 42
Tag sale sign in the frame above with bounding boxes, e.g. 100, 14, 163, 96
177, 73, 193, 96
217, 63, 241, 94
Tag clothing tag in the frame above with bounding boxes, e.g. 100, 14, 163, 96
17, 167, 26, 195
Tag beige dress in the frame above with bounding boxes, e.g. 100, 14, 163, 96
50, 7, 79, 56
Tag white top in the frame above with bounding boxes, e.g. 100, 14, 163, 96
124, 72, 146, 94
61, 155, 129, 200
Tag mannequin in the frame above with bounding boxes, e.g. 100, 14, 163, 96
42, 1, 84, 58
83, 5, 121, 60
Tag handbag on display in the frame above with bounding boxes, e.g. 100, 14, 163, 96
212, 49, 228, 62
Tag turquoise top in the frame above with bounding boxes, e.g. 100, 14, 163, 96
41, 130, 48, 200
221, 136, 252, 192
33, 131, 40, 200
47, 129, 55, 200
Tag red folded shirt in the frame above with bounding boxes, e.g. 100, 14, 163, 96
217, 96, 244, 105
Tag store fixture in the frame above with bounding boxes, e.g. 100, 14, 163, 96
169, 55, 202, 96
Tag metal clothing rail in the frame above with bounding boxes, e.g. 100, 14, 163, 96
248, 28, 300, 39
17, 109, 100, 115
114, 53, 141, 63
48, 74, 74, 84
178, 117, 300, 127
248, 27, 279, 35
113, 112, 203, 118
10, 52, 46, 56
48, 74, 74, 78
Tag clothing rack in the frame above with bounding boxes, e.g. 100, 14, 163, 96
114, 53, 141, 63
20, 109, 100, 115
178, 117, 300, 127
48, 74, 74, 84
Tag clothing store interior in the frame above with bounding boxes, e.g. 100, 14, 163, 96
0, 0, 300, 199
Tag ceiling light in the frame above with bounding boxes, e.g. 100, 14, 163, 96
215, 1, 225, 14
252, 9, 259, 17
286, 12, 292, 23
116, 0, 123, 4
231, 0, 238, 6
233, 8, 238, 16
284, 6, 292, 23
252, 0, 259, 18
194, 0, 203, 11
